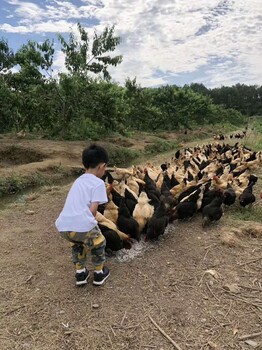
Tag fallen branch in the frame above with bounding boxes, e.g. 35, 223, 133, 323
87, 327, 103, 333
110, 326, 116, 337
113, 324, 137, 330
225, 300, 233, 318
223, 290, 262, 308
231, 296, 261, 308
148, 315, 183, 350
24, 275, 33, 283
141, 345, 157, 348
238, 257, 262, 267
120, 311, 127, 326
4, 305, 26, 316
252, 307, 262, 321
238, 331, 262, 341
205, 282, 220, 302
238, 284, 261, 292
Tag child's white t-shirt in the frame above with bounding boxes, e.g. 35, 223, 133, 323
55, 173, 108, 232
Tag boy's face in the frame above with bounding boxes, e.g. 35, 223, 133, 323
96, 163, 107, 178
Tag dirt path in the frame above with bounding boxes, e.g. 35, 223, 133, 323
0, 134, 262, 350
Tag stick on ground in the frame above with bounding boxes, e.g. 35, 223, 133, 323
148, 315, 183, 350
238, 331, 262, 341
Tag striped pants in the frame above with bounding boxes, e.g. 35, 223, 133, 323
60, 226, 106, 271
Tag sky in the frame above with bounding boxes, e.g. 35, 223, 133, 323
0, 0, 261, 88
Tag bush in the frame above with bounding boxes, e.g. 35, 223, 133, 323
144, 140, 178, 154
62, 117, 107, 140
0, 173, 46, 196
252, 117, 262, 133
106, 145, 140, 166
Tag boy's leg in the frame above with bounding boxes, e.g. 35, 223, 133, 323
60, 231, 88, 269
60, 231, 90, 285
86, 226, 110, 286
91, 237, 106, 272
70, 242, 88, 270
71, 243, 90, 285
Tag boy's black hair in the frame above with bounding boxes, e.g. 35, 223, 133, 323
82, 144, 109, 169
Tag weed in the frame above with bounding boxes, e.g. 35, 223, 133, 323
226, 202, 262, 222
24, 192, 40, 202
0, 170, 75, 197
243, 117, 262, 151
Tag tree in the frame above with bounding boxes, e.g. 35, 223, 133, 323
14, 39, 54, 84
189, 83, 209, 96
0, 38, 14, 72
124, 79, 163, 130
58, 23, 122, 80
7, 39, 55, 131
153, 85, 180, 129
209, 84, 262, 116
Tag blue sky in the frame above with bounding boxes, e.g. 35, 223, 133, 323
0, 0, 261, 88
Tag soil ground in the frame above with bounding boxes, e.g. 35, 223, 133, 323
0, 132, 261, 350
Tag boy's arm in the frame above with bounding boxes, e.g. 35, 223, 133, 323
90, 182, 108, 217
89, 202, 99, 217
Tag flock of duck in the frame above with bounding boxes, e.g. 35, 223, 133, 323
96, 141, 261, 252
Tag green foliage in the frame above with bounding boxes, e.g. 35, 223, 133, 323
144, 140, 178, 154
106, 146, 140, 166
124, 80, 166, 130
190, 83, 262, 116
252, 117, 262, 133
0, 39, 56, 132
0, 29, 258, 138
0, 38, 14, 72
187, 83, 209, 96
85, 81, 127, 131
227, 203, 262, 222
0, 173, 46, 196
62, 117, 107, 140
243, 117, 262, 151
0, 167, 76, 197
58, 23, 122, 79
0, 74, 16, 131
14, 39, 54, 84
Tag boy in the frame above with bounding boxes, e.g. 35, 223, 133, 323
55, 144, 110, 286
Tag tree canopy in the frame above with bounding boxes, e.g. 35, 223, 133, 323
0, 25, 258, 138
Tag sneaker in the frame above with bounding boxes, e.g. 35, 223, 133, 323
93, 266, 110, 286
75, 268, 90, 286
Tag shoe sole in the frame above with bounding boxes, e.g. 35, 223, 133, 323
93, 272, 110, 286
76, 273, 90, 286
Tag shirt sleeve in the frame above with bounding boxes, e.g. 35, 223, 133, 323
91, 181, 108, 204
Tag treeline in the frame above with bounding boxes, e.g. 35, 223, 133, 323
0, 24, 247, 139
189, 83, 262, 116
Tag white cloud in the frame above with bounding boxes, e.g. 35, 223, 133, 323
107, 0, 262, 87
14, 1, 42, 20
6, 0, 98, 22
52, 49, 68, 76
0, 23, 30, 33
1, 0, 262, 87
0, 20, 77, 33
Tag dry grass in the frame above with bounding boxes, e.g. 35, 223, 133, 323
220, 222, 262, 248
241, 222, 262, 238
24, 192, 40, 202
220, 230, 243, 247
